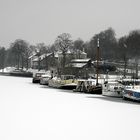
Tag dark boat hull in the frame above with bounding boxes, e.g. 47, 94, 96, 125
9, 72, 33, 77
88, 86, 102, 94
59, 85, 77, 90
73, 82, 102, 94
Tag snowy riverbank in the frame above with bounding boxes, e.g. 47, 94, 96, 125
0, 75, 139, 140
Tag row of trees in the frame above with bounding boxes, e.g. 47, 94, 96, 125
0, 27, 140, 70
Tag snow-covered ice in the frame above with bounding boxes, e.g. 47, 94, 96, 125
0, 75, 140, 140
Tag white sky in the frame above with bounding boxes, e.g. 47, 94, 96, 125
0, 0, 140, 47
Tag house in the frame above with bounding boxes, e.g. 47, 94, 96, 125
56, 49, 87, 68
28, 53, 57, 70
70, 58, 92, 68
28, 49, 88, 74
28, 53, 38, 69
65, 58, 93, 78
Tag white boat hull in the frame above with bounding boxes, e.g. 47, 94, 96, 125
122, 89, 140, 101
102, 81, 123, 97
102, 91, 122, 97
48, 77, 77, 90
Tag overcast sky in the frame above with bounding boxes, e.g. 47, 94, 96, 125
0, 0, 140, 47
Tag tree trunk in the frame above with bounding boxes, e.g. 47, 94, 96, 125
26, 58, 29, 70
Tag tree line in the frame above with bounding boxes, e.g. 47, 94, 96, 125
0, 27, 140, 70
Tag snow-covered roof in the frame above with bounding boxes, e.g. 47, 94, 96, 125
28, 53, 37, 59
71, 58, 91, 63
40, 53, 53, 60
39, 54, 46, 60
80, 51, 87, 55
57, 50, 73, 55
54, 52, 58, 58
33, 57, 39, 62
71, 63, 87, 68
66, 50, 71, 54
56, 49, 87, 55
74, 50, 87, 55
32, 53, 53, 61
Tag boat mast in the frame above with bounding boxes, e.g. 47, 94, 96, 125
96, 38, 100, 85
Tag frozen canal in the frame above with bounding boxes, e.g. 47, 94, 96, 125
0, 75, 140, 140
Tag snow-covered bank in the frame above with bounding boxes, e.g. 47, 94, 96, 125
0, 75, 139, 140
0, 67, 15, 73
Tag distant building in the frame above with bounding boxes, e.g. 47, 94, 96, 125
28, 52, 57, 70
57, 49, 87, 67
28, 53, 38, 69
65, 58, 93, 78
28, 49, 88, 74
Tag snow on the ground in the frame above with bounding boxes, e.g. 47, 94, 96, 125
0, 67, 16, 72
0, 67, 50, 75
0, 75, 140, 140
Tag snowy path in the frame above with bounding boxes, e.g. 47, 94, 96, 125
0, 75, 140, 140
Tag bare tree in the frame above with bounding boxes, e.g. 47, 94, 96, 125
89, 27, 117, 60
55, 33, 73, 69
0, 47, 6, 71
10, 39, 29, 69
73, 38, 84, 58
